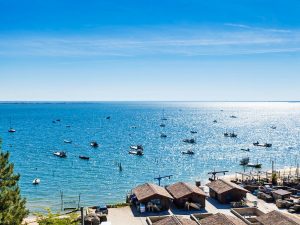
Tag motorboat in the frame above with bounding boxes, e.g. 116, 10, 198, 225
271, 126, 276, 129
253, 142, 272, 147
229, 132, 237, 138
79, 155, 90, 160
160, 133, 167, 138
129, 149, 144, 156
240, 157, 250, 166
224, 132, 229, 137
230, 115, 237, 118
66, 125, 71, 128
8, 128, 16, 133
181, 150, 195, 155
64, 139, 72, 144
32, 178, 40, 185
160, 123, 166, 127
213, 120, 217, 123
183, 138, 196, 144
106, 116, 111, 120
53, 151, 67, 158
241, 148, 250, 152
130, 145, 143, 150
247, 163, 262, 168
56, 119, 61, 122
190, 131, 197, 134
90, 141, 99, 148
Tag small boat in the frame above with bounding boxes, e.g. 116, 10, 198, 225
90, 141, 99, 148
253, 142, 272, 147
52, 120, 56, 123
240, 157, 250, 166
64, 140, 72, 144
8, 119, 16, 133
213, 120, 217, 123
241, 148, 250, 152
160, 133, 167, 138
130, 145, 143, 150
229, 132, 237, 138
230, 115, 237, 118
8, 128, 16, 133
183, 138, 196, 144
56, 119, 61, 122
160, 123, 166, 127
106, 116, 111, 120
190, 131, 197, 134
247, 163, 262, 168
271, 126, 276, 129
32, 178, 40, 185
224, 132, 229, 137
181, 150, 195, 155
53, 151, 67, 158
66, 125, 71, 128
253, 141, 259, 146
79, 155, 90, 160
131, 126, 137, 129
129, 149, 144, 156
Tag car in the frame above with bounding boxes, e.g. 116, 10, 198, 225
95, 203, 108, 214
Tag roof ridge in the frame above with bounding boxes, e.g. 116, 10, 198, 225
183, 182, 194, 194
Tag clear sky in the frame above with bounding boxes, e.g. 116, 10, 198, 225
0, 0, 300, 101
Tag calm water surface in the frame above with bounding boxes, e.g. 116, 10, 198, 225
0, 102, 300, 211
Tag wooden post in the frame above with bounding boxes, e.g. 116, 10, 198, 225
81, 207, 84, 225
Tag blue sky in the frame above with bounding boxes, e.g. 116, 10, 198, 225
0, 0, 300, 101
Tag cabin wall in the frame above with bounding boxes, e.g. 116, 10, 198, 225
174, 194, 206, 209
139, 194, 171, 211
209, 189, 246, 204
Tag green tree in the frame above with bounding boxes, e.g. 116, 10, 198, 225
0, 139, 29, 225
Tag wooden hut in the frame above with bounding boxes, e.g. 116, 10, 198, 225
256, 210, 300, 225
272, 189, 292, 201
206, 179, 248, 204
166, 182, 207, 209
198, 213, 247, 225
132, 183, 173, 211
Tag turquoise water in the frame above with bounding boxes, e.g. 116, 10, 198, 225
0, 102, 300, 212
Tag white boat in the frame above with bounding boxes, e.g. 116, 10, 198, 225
53, 151, 67, 158
130, 145, 143, 150
64, 140, 72, 144
90, 141, 99, 148
32, 178, 40, 185
129, 149, 144, 156
8, 128, 16, 133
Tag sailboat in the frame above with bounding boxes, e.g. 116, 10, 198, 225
8, 118, 16, 133
161, 109, 167, 121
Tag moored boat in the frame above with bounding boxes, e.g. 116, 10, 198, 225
241, 148, 250, 152
160, 133, 167, 138
246, 163, 262, 168
183, 138, 196, 144
130, 145, 143, 150
79, 155, 90, 160
129, 149, 144, 156
53, 151, 67, 158
8, 128, 16, 133
32, 178, 40, 185
90, 141, 99, 148
181, 150, 194, 155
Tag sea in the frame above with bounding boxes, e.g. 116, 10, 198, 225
0, 102, 299, 212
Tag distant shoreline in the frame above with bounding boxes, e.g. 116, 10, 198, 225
0, 101, 300, 104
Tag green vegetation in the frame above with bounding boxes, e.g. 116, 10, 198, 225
0, 139, 29, 225
36, 209, 78, 225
